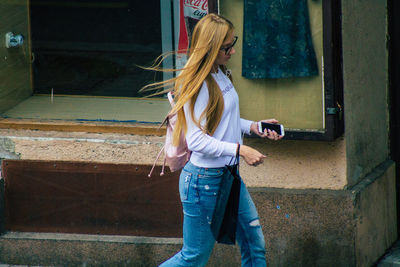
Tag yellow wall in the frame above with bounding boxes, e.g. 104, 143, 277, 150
220, 0, 324, 131
0, 1, 32, 114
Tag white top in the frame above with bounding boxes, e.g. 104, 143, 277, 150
184, 68, 253, 168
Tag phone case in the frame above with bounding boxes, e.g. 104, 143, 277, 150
258, 122, 285, 136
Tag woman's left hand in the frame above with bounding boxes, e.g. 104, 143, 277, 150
250, 119, 284, 141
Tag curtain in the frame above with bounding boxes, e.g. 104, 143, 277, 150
242, 0, 319, 79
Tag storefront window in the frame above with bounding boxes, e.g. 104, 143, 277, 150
30, 0, 164, 97
0, 1, 216, 124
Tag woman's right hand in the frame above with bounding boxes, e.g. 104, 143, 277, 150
239, 145, 266, 166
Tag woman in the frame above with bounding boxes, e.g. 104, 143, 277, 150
146, 13, 282, 267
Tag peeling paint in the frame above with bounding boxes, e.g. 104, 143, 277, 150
0, 137, 20, 160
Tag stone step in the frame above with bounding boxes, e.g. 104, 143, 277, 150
0, 232, 240, 267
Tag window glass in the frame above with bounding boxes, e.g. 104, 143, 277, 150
31, 0, 163, 97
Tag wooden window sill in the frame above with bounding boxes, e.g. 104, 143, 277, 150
0, 118, 165, 136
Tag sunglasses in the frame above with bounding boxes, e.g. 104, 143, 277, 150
220, 36, 238, 55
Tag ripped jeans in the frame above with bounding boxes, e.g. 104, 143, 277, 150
159, 161, 266, 267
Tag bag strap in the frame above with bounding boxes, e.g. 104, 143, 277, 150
167, 91, 175, 106
228, 144, 240, 166
148, 144, 166, 177
148, 92, 175, 178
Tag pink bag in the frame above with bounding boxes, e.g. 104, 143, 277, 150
148, 92, 191, 177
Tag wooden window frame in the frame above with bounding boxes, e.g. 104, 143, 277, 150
277, 0, 344, 141
215, 0, 344, 141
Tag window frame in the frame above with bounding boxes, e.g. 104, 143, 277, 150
216, 0, 344, 141
274, 0, 344, 141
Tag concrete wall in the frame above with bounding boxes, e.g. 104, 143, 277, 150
354, 161, 397, 267
0, 161, 395, 266
342, 0, 389, 187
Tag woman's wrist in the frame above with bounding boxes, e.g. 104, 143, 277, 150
239, 144, 248, 157
250, 121, 259, 134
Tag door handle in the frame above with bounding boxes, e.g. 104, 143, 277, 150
5, 32, 24, 48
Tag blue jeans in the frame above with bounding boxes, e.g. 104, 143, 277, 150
159, 161, 266, 267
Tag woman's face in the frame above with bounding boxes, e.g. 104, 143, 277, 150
214, 31, 237, 67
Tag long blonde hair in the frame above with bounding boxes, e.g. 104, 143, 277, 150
142, 14, 234, 146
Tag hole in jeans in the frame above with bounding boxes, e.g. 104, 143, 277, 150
249, 219, 260, 227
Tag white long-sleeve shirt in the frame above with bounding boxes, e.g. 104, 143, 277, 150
184, 68, 253, 168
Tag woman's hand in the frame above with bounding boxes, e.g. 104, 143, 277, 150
239, 145, 266, 166
250, 119, 284, 141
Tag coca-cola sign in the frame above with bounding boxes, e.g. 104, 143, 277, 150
184, 0, 208, 20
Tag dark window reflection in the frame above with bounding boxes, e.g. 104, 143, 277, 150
31, 0, 162, 97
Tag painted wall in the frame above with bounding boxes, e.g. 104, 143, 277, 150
341, 0, 389, 187
0, 1, 32, 114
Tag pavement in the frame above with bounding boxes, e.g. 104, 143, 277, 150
2, 240, 400, 266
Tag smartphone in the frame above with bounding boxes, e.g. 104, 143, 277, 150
258, 122, 285, 136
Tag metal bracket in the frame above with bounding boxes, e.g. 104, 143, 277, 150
326, 107, 339, 115
326, 102, 343, 120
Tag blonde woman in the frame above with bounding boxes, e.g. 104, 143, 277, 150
147, 13, 282, 267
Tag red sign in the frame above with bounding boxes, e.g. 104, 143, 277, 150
177, 0, 208, 68
178, 0, 208, 52
184, 0, 208, 20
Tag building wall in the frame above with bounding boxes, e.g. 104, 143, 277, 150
342, 0, 390, 187
0, 1, 397, 265
0, 0, 391, 191
1, 161, 395, 267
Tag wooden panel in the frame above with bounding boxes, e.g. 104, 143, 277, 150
0, 1, 32, 113
2, 160, 182, 237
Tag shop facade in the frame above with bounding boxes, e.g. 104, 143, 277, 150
0, 1, 396, 266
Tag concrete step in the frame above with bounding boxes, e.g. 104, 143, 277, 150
0, 232, 240, 267
376, 240, 400, 266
